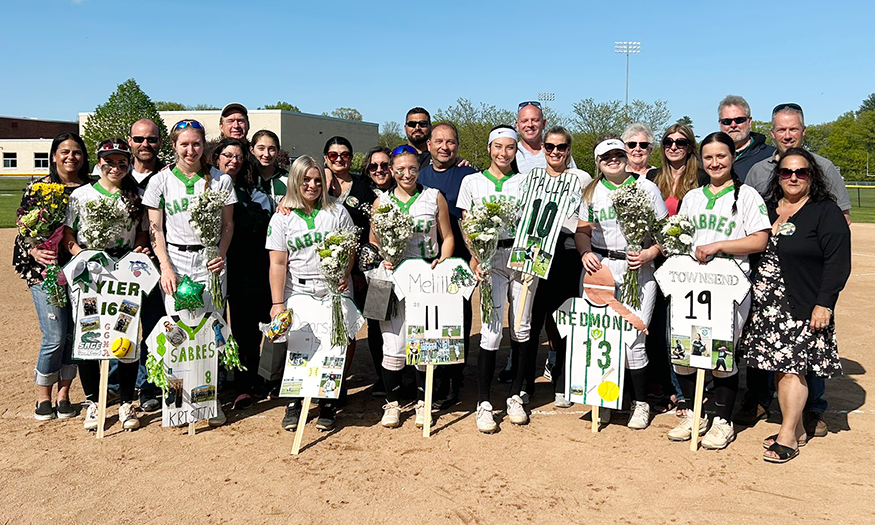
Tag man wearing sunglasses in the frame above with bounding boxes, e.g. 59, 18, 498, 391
717, 95, 775, 182
219, 103, 249, 141
404, 107, 433, 168
515, 101, 577, 177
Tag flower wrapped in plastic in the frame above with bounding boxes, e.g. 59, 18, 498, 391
610, 184, 657, 309
77, 196, 128, 250
17, 182, 70, 307
656, 214, 696, 256
316, 227, 361, 347
188, 189, 229, 309
461, 199, 521, 323
370, 202, 413, 268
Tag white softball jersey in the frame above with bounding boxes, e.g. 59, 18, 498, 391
65, 182, 140, 251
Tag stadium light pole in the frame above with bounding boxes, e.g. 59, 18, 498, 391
538, 92, 555, 104
614, 41, 641, 108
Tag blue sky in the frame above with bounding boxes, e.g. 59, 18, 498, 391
1, 0, 871, 136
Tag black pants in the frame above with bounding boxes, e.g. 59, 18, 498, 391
353, 274, 384, 386
79, 359, 138, 403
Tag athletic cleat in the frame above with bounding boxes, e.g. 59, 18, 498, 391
627, 401, 651, 430
667, 412, 708, 441
381, 401, 401, 428
701, 417, 735, 449
476, 401, 498, 433
119, 402, 140, 430
415, 400, 428, 428
506, 395, 528, 425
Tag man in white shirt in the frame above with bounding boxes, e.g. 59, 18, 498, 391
515, 101, 577, 176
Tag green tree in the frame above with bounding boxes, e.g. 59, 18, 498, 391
433, 98, 516, 170
379, 121, 405, 148
626, 99, 671, 135
155, 101, 186, 111
819, 111, 875, 181
82, 78, 171, 165
330, 107, 363, 121
858, 93, 875, 115
570, 98, 671, 137
675, 115, 694, 131
260, 101, 300, 112
191, 103, 219, 110
751, 120, 774, 146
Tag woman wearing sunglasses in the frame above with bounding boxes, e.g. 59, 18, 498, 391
667, 132, 770, 449
362, 146, 394, 192
739, 147, 850, 463
622, 123, 657, 177
142, 120, 237, 425
576, 138, 668, 430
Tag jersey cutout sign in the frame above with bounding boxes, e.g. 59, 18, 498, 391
279, 293, 364, 399
63, 250, 159, 361
391, 258, 476, 366
654, 255, 750, 370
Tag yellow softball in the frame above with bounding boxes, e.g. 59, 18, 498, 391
597, 381, 620, 402
111, 337, 132, 358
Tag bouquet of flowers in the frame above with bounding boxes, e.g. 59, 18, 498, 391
316, 227, 361, 347
461, 199, 520, 323
656, 214, 696, 256
77, 197, 128, 249
16, 182, 70, 307
188, 188, 229, 309
610, 184, 657, 309
370, 201, 413, 268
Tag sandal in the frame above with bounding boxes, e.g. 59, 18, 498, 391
762, 433, 808, 449
763, 442, 800, 463
233, 394, 253, 410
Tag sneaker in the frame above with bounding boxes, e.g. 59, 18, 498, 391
554, 394, 573, 408
83, 401, 99, 431
733, 401, 769, 427
56, 399, 76, 419
543, 361, 553, 382
119, 402, 140, 430
139, 394, 160, 413
34, 400, 56, 421
627, 401, 651, 430
667, 412, 708, 442
381, 401, 401, 428
282, 403, 301, 431
208, 404, 226, 427
315, 403, 336, 432
701, 417, 735, 449
803, 412, 828, 438
371, 380, 387, 398
415, 400, 427, 428
233, 394, 253, 411
476, 401, 498, 433
506, 395, 528, 425
519, 391, 530, 405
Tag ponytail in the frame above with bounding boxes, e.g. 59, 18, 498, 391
119, 173, 144, 223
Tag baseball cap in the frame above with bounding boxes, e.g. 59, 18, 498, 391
594, 138, 627, 161
221, 103, 248, 117
97, 138, 131, 159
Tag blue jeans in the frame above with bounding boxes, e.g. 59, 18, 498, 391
805, 372, 827, 414
30, 284, 76, 386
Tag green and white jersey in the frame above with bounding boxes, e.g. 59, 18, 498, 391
265, 203, 354, 297
456, 169, 524, 240
142, 166, 238, 246
381, 187, 440, 260
678, 184, 770, 275
65, 181, 140, 251
579, 176, 668, 251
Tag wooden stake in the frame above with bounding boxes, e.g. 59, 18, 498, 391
422, 364, 434, 438
591, 405, 599, 433
291, 397, 311, 455
188, 421, 196, 436
514, 274, 534, 331
690, 369, 706, 452
96, 360, 109, 439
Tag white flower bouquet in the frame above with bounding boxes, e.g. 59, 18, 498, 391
316, 227, 361, 347
656, 214, 696, 256
78, 196, 128, 249
188, 189, 229, 309
370, 201, 413, 268
610, 184, 656, 309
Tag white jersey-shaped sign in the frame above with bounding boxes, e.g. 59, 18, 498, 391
508, 168, 583, 278
279, 293, 364, 399
654, 256, 750, 370
146, 312, 229, 427
391, 258, 476, 366
63, 250, 159, 361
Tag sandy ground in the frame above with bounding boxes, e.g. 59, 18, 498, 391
1, 226, 873, 525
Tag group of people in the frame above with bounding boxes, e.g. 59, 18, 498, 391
16, 96, 851, 463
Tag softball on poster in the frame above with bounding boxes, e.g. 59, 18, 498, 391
62, 250, 158, 361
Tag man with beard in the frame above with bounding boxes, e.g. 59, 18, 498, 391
515, 101, 577, 176
404, 107, 433, 168
717, 95, 775, 182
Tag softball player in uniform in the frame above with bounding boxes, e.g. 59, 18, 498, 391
370, 146, 454, 430
267, 155, 356, 433
577, 138, 668, 430
457, 125, 535, 433
668, 131, 769, 448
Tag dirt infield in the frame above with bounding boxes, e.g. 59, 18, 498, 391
1, 226, 873, 524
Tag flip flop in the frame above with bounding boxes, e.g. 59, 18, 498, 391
233, 394, 253, 410
763, 442, 800, 463
762, 433, 807, 449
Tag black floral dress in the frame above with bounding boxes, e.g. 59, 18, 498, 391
739, 236, 842, 378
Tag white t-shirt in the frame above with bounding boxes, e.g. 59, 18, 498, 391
65, 182, 140, 251
678, 184, 770, 275
265, 203, 355, 298
142, 166, 237, 246
515, 142, 578, 178
579, 175, 668, 251
456, 170, 525, 240
380, 187, 441, 260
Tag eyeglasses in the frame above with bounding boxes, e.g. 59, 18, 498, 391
220, 152, 244, 161
326, 151, 352, 162
391, 145, 418, 156
405, 120, 430, 128
625, 141, 650, 150
367, 161, 390, 173
173, 120, 204, 131
599, 152, 627, 162
100, 161, 129, 172
518, 101, 542, 109
773, 103, 803, 115
779, 167, 811, 179
719, 116, 749, 126
544, 142, 569, 153
662, 137, 691, 149
131, 136, 159, 145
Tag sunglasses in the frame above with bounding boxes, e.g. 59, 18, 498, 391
406, 120, 430, 128
173, 120, 204, 131
663, 137, 691, 148
98, 140, 131, 153
518, 101, 542, 109
773, 103, 803, 116
368, 161, 390, 173
544, 142, 569, 153
625, 141, 650, 150
779, 167, 811, 179
391, 144, 418, 156
326, 151, 352, 162
100, 161, 130, 172
719, 116, 749, 126
131, 136, 159, 145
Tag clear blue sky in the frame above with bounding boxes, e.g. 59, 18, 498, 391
1, 0, 871, 135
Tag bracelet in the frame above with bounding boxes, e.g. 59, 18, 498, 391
272, 301, 284, 305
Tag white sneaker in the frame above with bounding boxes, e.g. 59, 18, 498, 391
476, 402, 497, 433
667, 412, 707, 441
119, 402, 140, 430
554, 394, 573, 408
208, 404, 226, 427
519, 391, 530, 405
83, 401, 98, 431
381, 401, 401, 428
415, 400, 427, 428
702, 417, 735, 449
506, 395, 528, 425
627, 401, 650, 430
